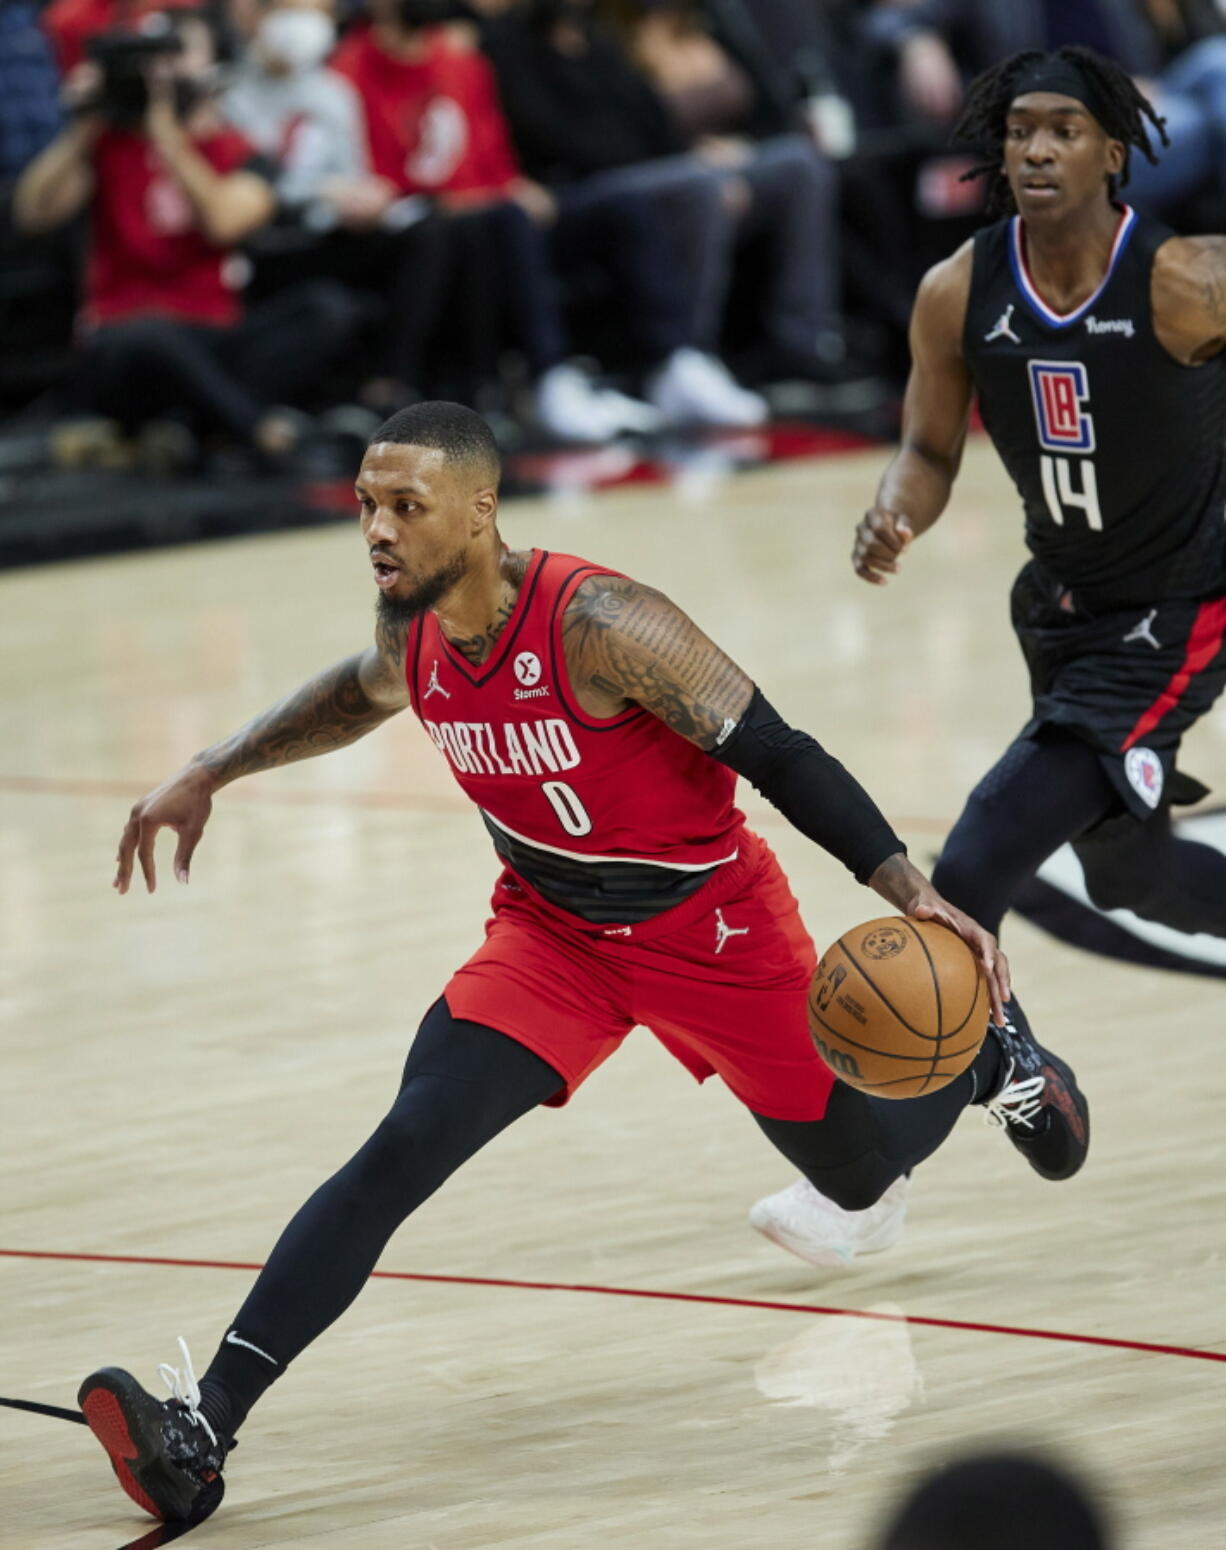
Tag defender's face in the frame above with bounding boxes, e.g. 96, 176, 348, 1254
355, 442, 487, 612
1002, 92, 1124, 221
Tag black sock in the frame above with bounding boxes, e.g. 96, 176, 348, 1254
969, 1027, 1006, 1104
200, 1329, 283, 1439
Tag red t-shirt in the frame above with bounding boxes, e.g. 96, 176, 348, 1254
84, 126, 255, 329
406, 550, 745, 871
331, 24, 519, 198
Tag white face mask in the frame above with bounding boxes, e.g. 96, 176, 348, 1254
257, 9, 336, 73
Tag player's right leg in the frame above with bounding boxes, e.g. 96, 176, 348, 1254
750, 733, 1105, 1266
78, 999, 564, 1522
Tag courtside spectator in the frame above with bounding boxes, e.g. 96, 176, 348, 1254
14, 8, 361, 464
480, 0, 770, 422
224, 0, 450, 412
616, 0, 861, 383
485, 0, 853, 404
0, 0, 64, 180
333, 0, 664, 440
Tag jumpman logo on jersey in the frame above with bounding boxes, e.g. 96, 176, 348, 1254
1124, 609, 1162, 650
713, 908, 749, 954
985, 304, 1021, 344
424, 660, 451, 700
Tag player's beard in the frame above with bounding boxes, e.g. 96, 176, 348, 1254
375, 551, 467, 630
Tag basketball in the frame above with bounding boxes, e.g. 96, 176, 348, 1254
807, 917, 990, 1098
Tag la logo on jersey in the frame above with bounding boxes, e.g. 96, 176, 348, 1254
1028, 360, 1095, 453
1027, 359, 1103, 531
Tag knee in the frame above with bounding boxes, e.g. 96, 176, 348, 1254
812, 1170, 889, 1213
1078, 849, 1135, 914
765, 134, 832, 190
930, 817, 991, 912
93, 314, 181, 365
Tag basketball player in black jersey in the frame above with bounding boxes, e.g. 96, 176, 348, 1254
753, 47, 1226, 1263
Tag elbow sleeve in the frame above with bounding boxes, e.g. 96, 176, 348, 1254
711, 687, 905, 883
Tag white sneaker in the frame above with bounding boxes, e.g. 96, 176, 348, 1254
647, 348, 769, 428
534, 363, 616, 444
748, 1175, 909, 1268
592, 385, 666, 435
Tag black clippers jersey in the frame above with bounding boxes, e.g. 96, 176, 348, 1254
964, 206, 1226, 608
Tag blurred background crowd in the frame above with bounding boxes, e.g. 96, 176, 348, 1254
3, 0, 1226, 479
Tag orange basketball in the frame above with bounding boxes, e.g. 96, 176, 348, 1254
807, 917, 990, 1098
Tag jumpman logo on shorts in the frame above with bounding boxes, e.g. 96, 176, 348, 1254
1124, 609, 1161, 650
713, 908, 749, 954
985, 304, 1021, 344
424, 660, 451, 700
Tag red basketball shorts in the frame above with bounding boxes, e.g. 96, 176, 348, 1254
444, 829, 835, 1122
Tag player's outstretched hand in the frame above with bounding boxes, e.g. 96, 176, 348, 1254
852, 508, 913, 585
115, 765, 216, 895
907, 893, 1010, 1028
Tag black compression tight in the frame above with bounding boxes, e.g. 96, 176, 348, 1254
201, 1000, 564, 1429
931, 730, 1226, 939
753, 1060, 989, 1213
201, 997, 999, 1433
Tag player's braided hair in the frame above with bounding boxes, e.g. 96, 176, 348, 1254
952, 47, 1169, 217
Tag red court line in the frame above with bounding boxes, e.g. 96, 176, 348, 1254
4, 1247, 1224, 1367
0, 773, 952, 834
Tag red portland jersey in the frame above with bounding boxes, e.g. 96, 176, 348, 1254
406, 551, 745, 892
84, 127, 254, 329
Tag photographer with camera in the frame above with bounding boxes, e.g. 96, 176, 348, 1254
13, 7, 362, 467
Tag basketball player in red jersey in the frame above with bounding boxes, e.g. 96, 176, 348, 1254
755, 48, 1226, 1262
77, 402, 1085, 1524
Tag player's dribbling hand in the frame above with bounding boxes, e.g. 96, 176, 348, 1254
852, 508, 913, 585
114, 765, 216, 894
907, 894, 1010, 1028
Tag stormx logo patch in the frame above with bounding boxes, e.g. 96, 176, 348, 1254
1084, 316, 1135, 338
513, 651, 550, 701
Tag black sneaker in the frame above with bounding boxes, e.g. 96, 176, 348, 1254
983, 1008, 1090, 1181
78, 1338, 227, 1522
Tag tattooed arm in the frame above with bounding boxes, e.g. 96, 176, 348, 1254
562, 575, 1009, 1016
1152, 235, 1226, 364
561, 573, 754, 744
113, 619, 411, 894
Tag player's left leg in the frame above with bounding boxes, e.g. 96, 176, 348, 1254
77, 1000, 564, 1522
1074, 803, 1226, 937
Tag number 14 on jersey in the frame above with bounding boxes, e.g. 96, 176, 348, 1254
1028, 359, 1104, 531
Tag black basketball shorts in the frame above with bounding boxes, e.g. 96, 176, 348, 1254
1010, 562, 1226, 821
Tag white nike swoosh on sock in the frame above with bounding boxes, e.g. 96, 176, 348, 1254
224, 1330, 278, 1366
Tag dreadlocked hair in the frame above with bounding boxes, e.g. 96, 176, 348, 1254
952, 46, 1168, 216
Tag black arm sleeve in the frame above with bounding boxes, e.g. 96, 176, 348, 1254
709, 687, 905, 884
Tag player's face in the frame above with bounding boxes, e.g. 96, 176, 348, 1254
1002, 93, 1125, 222
356, 442, 491, 615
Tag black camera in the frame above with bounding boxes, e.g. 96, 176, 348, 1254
86, 28, 184, 129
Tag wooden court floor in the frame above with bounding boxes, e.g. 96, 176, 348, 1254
3, 440, 1225, 1549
